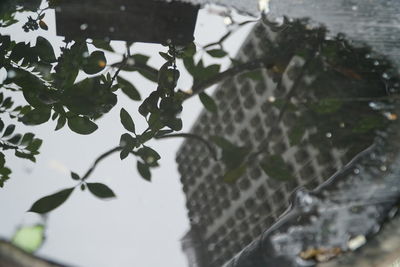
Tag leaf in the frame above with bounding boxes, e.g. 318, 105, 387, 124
199, 92, 217, 113
20, 133, 34, 146
159, 52, 173, 61
180, 42, 196, 58
137, 146, 160, 166
119, 133, 136, 148
260, 155, 295, 181
12, 225, 45, 253
55, 115, 66, 131
0, 118, 4, 132
92, 39, 114, 52
70, 172, 80, 180
35, 36, 56, 63
2, 124, 15, 137
29, 188, 74, 214
87, 183, 116, 199
120, 147, 131, 160
137, 161, 151, 181
223, 164, 247, 183
120, 108, 136, 133
20, 107, 51, 125
132, 54, 149, 64
26, 139, 42, 152
82, 51, 106, 75
206, 49, 227, 58
39, 20, 48, 30
7, 134, 22, 144
67, 116, 98, 135
117, 77, 141, 101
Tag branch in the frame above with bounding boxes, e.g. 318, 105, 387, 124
81, 146, 122, 181
155, 133, 217, 160
183, 58, 275, 99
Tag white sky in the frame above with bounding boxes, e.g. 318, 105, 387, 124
0, 4, 255, 267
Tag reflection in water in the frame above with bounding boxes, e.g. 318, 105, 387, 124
177, 17, 400, 267
1, 1, 400, 267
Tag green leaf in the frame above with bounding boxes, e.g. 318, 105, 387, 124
223, 164, 247, 183
120, 147, 131, 160
199, 92, 217, 113
159, 52, 173, 61
67, 116, 98, 135
29, 188, 74, 214
137, 161, 151, 181
20, 133, 34, 146
20, 107, 51, 125
206, 49, 227, 58
70, 172, 80, 180
120, 108, 136, 133
0, 118, 3, 132
2, 124, 15, 137
92, 39, 114, 52
119, 133, 136, 147
7, 134, 22, 144
87, 183, 116, 199
55, 115, 66, 131
38, 20, 48, 30
82, 51, 106, 75
288, 125, 305, 146
26, 139, 42, 152
12, 225, 45, 253
35, 36, 56, 63
15, 151, 35, 162
117, 76, 141, 101
260, 155, 295, 181
137, 146, 160, 166
179, 42, 196, 58
132, 54, 149, 64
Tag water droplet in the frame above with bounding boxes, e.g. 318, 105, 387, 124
109, 27, 115, 33
120, 5, 126, 11
326, 132, 332, 138
127, 58, 135, 66
223, 16, 233, 25
55, 7, 62, 12
348, 235, 366, 250
353, 168, 360, 174
380, 165, 387, 172
258, 0, 270, 13
351, 5, 358, 11
82, 51, 89, 58
365, 54, 371, 59
382, 72, 390, 79
339, 122, 345, 128
146, 156, 155, 164
7, 70, 16, 78
373, 60, 379, 66
268, 96, 276, 103
80, 23, 88, 31
384, 112, 397, 121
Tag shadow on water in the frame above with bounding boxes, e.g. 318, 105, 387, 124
0, 1, 400, 267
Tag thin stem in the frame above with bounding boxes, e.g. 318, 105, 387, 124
81, 146, 122, 181
155, 133, 217, 160
183, 58, 275, 99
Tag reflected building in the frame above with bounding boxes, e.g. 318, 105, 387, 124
177, 19, 389, 267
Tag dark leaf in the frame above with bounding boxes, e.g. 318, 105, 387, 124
2, 124, 15, 137
260, 155, 295, 181
29, 188, 74, 214
26, 139, 42, 152
0, 118, 4, 132
55, 115, 66, 131
15, 151, 35, 162
159, 52, 173, 61
132, 54, 149, 64
20, 133, 34, 146
82, 51, 106, 75
199, 92, 217, 113
39, 20, 48, 30
206, 49, 227, 58
137, 161, 151, 181
67, 116, 98, 135
92, 39, 114, 52
87, 183, 116, 199
120, 108, 136, 133
119, 133, 136, 148
137, 146, 160, 165
35, 37, 56, 63
7, 134, 22, 144
20, 107, 51, 125
70, 172, 80, 180
120, 146, 131, 160
223, 164, 247, 183
80, 184, 86, 191
117, 77, 141, 101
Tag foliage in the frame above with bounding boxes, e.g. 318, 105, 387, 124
0, 1, 397, 217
